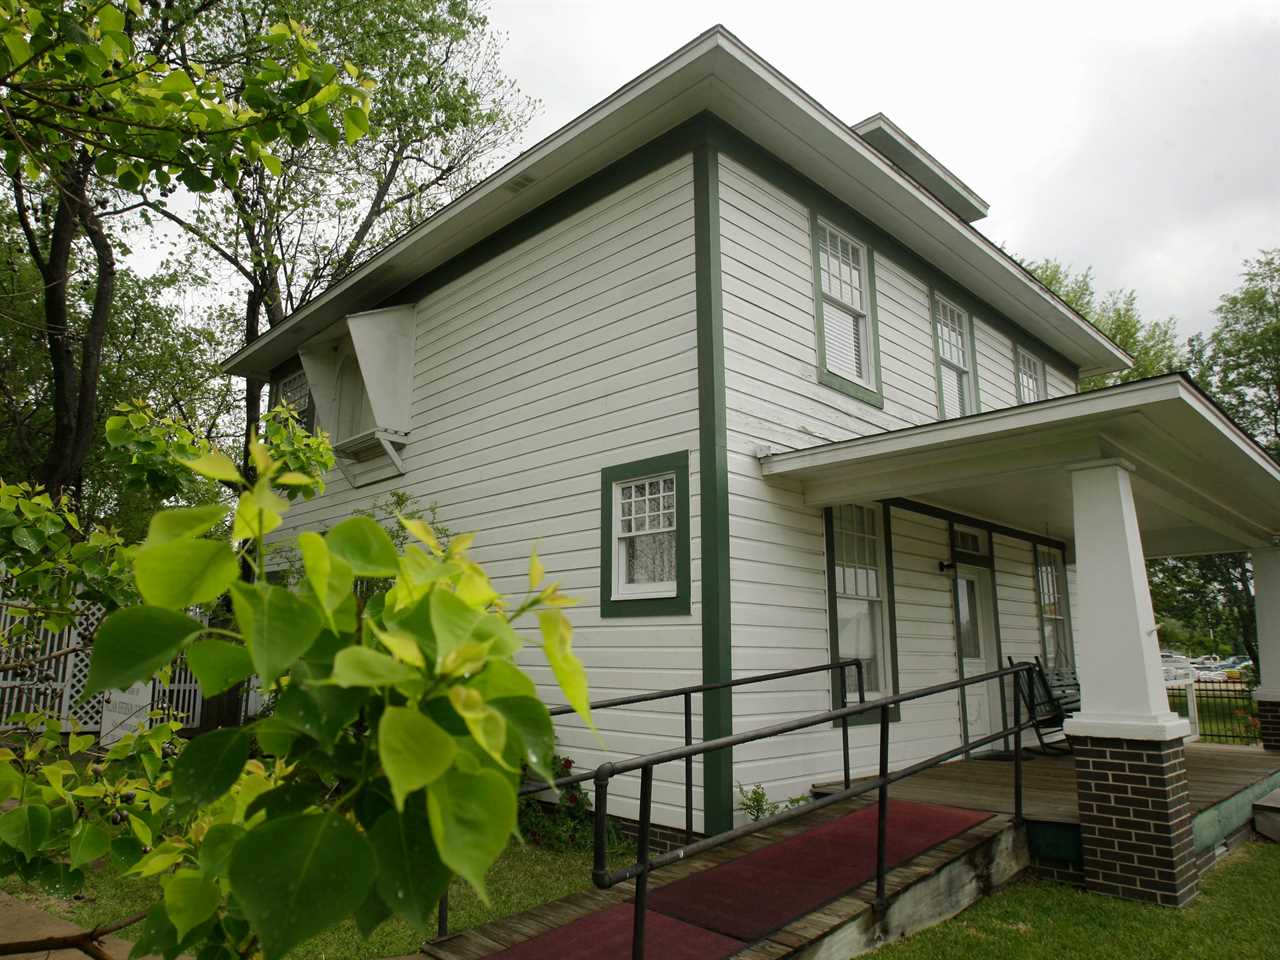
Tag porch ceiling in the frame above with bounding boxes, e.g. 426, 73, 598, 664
759, 375, 1280, 558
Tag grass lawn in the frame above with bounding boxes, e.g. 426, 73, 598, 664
1, 841, 611, 960
878, 841, 1280, 960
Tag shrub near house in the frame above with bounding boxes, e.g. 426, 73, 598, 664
0, 438, 591, 960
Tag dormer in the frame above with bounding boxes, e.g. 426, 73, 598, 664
294, 305, 414, 487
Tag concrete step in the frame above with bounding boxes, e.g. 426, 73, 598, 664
1254, 788, 1280, 842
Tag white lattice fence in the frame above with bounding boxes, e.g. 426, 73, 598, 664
152, 656, 204, 730
1, 598, 106, 731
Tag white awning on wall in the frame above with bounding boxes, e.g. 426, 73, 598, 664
760, 375, 1280, 559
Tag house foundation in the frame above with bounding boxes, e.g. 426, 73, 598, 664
1259, 700, 1280, 752
1070, 735, 1198, 906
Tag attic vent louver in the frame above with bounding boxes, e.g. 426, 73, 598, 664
506, 173, 536, 194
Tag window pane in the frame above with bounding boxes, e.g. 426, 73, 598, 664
625, 530, 676, 585
940, 363, 967, 419
934, 298, 968, 369
957, 578, 981, 660
823, 300, 865, 383
818, 221, 862, 309
837, 596, 880, 692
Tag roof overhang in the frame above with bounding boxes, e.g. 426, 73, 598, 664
852, 113, 990, 223
222, 26, 1131, 381
760, 375, 1280, 557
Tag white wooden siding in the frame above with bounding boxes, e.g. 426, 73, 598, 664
272, 155, 704, 830
974, 319, 1018, 412
1045, 365, 1077, 398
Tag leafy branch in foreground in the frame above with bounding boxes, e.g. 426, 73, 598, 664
0, 430, 590, 959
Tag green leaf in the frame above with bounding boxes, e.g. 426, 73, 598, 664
176, 449, 242, 484
369, 806, 448, 932
260, 153, 283, 177
342, 105, 370, 144
133, 538, 239, 608
431, 588, 482, 672
163, 869, 220, 940
491, 696, 557, 786
126, 841, 186, 878
325, 646, 421, 689
173, 729, 249, 812
0, 804, 50, 860
272, 682, 363, 753
11, 525, 42, 552
159, 69, 197, 93
427, 767, 516, 904
69, 820, 110, 870
539, 611, 592, 726
198, 823, 244, 879
232, 481, 287, 542
378, 707, 455, 811
230, 582, 323, 686
299, 531, 353, 623
146, 504, 230, 545
84, 607, 203, 696
186, 639, 253, 697
326, 516, 398, 578
229, 813, 375, 960
97, 4, 126, 33
3, 30, 33, 65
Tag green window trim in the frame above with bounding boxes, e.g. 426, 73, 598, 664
824, 504, 901, 724
810, 210, 885, 409
599, 450, 692, 619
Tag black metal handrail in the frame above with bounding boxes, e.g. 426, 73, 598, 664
588, 661, 1037, 959
431, 657, 866, 939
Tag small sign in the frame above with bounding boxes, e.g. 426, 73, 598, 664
99, 682, 152, 746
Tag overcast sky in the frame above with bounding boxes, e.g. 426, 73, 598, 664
486, 0, 1280, 337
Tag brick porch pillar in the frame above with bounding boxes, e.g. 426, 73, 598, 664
1066, 461, 1196, 906
1252, 547, 1280, 751
1070, 736, 1197, 905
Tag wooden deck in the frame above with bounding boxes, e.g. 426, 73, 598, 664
816, 743, 1280, 824
419, 795, 1016, 960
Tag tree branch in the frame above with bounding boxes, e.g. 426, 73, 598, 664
0, 906, 149, 958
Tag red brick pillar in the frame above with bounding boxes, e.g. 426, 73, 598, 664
1259, 700, 1280, 752
1070, 736, 1198, 907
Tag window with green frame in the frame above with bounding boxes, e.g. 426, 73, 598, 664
932, 293, 977, 419
1035, 544, 1073, 669
811, 213, 883, 407
825, 504, 896, 705
599, 451, 691, 618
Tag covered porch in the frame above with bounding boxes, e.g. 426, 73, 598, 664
763, 374, 1280, 906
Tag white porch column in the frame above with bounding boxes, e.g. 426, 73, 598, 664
1252, 547, 1280, 751
1064, 460, 1190, 741
1064, 460, 1197, 908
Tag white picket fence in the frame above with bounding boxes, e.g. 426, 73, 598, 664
0, 596, 203, 733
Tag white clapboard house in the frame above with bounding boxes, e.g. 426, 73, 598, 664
224, 27, 1280, 897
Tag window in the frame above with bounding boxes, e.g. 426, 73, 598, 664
952, 524, 988, 557
933, 295, 975, 419
272, 370, 315, 431
813, 217, 880, 403
1016, 347, 1045, 404
600, 452, 690, 617
828, 504, 890, 695
1035, 545, 1072, 669
616, 474, 677, 597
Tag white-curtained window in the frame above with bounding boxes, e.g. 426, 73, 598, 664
830, 504, 889, 695
815, 219, 874, 390
934, 295, 974, 419
614, 474, 678, 599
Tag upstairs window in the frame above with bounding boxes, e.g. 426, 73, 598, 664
933, 295, 975, 419
273, 370, 315, 430
813, 217, 880, 403
1016, 347, 1045, 404
600, 451, 690, 618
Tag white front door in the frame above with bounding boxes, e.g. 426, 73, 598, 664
955, 565, 1000, 747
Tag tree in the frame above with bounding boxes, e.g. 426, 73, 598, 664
0, 203, 241, 534
1, 0, 371, 499
145, 0, 533, 470
1025, 258, 1184, 390
0, 433, 590, 960
1147, 251, 1280, 668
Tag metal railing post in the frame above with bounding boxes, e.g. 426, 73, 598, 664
436, 889, 449, 939
838, 665, 851, 789
875, 702, 889, 909
592, 764, 613, 888
856, 660, 866, 704
1013, 670, 1024, 826
632, 766, 654, 960
684, 691, 694, 844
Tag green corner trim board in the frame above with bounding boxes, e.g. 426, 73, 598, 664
694, 139, 734, 836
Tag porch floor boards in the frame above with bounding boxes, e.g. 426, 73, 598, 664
814, 743, 1280, 824
417, 795, 1012, 960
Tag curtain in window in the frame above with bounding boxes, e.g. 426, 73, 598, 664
1036, 545, 1072, 669
832, 504, 885, 693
